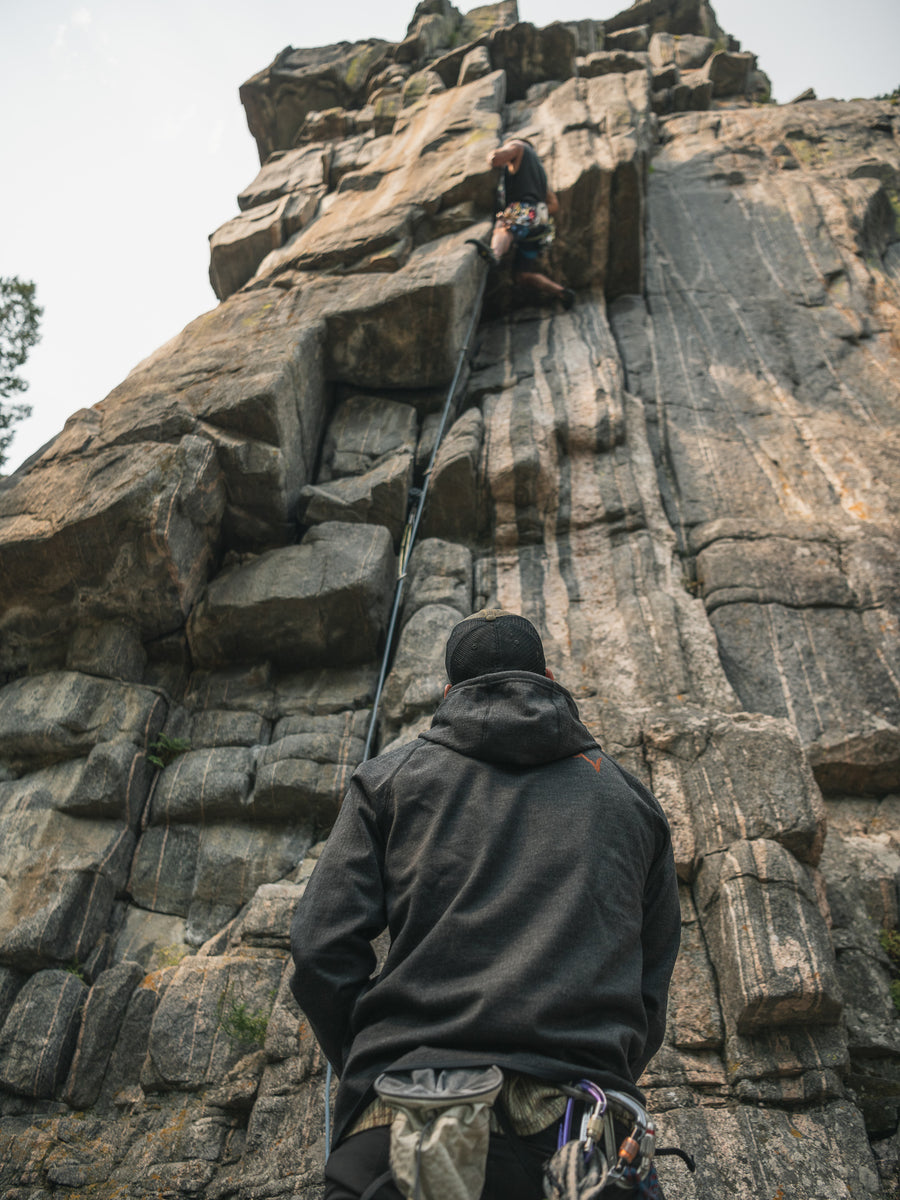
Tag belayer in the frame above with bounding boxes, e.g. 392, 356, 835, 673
467, 138, 576, 310
290, 610, 683, 1199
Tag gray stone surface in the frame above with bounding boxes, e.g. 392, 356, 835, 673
380, 603, 462, 744
187, 522, 395, 670
656, 1101, 883, 1199
644, 708, 826, 866
299, 453, 414, 542
0, 804, 135, 971
142, 955, 284, 1092
253, 711, 367, 828
150, 748, 256, 824
64, 960, 145, 1109
696, 839, 843, 1034
0, 671, 166, 771
420, 407, 485, 541
402, 538, 474, 626
0, 970, 87, 1099
317, 394, 418, 482
0, 437, 226, 674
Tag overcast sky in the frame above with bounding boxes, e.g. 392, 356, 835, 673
2, 0, 898, 473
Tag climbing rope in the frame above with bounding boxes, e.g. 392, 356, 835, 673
325, 264, 488, 1157
361, 265, 488, 762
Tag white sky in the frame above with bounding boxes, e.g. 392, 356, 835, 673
2, 0, 898, 473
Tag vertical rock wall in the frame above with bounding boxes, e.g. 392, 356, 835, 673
0, 1, 898, 1196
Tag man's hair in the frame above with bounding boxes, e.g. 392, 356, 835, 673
444, 609, 546, 684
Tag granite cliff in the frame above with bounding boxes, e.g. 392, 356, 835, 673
1, 0, 899, 1196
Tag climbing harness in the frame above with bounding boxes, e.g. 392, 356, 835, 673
544, 1083, 695, 1199
498, 200, 555, 252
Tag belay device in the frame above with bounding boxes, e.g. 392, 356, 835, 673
543, 1083, 695, 1199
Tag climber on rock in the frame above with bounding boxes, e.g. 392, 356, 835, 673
290, 609, 681, 1200
467, 138, 575, 310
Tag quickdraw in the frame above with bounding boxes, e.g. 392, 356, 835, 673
544, 1083, 695, 1199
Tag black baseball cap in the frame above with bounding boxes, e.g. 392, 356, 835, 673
444, 609, 546, 685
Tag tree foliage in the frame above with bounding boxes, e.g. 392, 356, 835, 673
0, 276, 43, 467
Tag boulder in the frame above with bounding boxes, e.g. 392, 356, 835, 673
402, 539, 473, 627
530, 71, 655, 294
239, 41, 394, 163
644, 708, 826, 867
252, 714, 367, 827
674, 33, 714, 69
401, 68, 446, 108
724, 1024, 849, 1107
128, 824, 200, 918
231, 882, 306, 953
44, 289, 329, 552
0, 744, 150, 832
142, 956, 284, 1092
97, 981, 160, 1104
648, 31, 675, 66
420, 407, 485, 540
129, 822, 312, 944
299, 394, 418, 541
0, 970, 87, 1099
150, 747, 256, 824
0, 437, 225, 673
458, 45, 492, 85
606, 25, 650, 52
187, 523, 395, 671
0, 671, 165, 772
209, 190, 322, 300
379, 603, 461, 743
604, 0, 724, 40
188, 823, 312, 945
487, 21, 576, 102
696, 839, 843, 1034
319, 395, 419, 483
0, 805, 135, 971
318, 229, 490, 388
704, 49, 755, 97
63, 960, 145, 1109
237, 143, 331, 211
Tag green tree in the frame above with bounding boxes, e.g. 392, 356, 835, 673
0, 276, 43, 467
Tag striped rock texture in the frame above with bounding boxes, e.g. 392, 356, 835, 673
0, 1, 899, 1196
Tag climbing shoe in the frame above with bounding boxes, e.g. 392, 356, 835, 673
466, 239, 498, 267
561, 287, 576, 310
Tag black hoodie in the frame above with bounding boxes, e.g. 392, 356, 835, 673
290, 671, 680, 1147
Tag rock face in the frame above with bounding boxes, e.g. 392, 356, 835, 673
1, 1, 899, 1197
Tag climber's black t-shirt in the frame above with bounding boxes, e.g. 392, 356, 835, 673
504, 143, 548, 206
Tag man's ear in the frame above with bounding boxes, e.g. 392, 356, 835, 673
545, 668, 555, 681
444, 682, 452, 697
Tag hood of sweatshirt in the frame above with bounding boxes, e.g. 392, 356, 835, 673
419, 669, 598, 766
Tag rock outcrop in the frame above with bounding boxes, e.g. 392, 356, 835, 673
1, 0, 899, 1196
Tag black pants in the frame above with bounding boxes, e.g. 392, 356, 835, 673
323, 1124, 559, 1200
